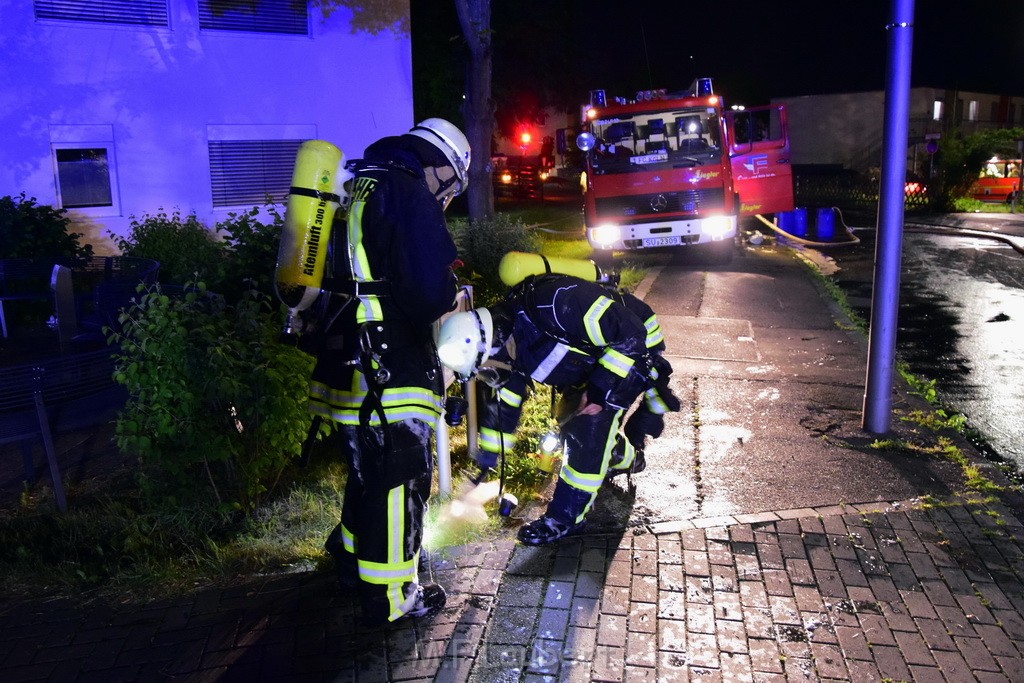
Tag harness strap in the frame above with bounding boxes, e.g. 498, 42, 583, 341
322, 278, 392, 296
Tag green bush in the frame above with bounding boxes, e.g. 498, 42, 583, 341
0, 193, 94, 261
217, 205, 284, 302
111, 210, 225, 287
109, 281, 316, 512
448, 214, 540, 305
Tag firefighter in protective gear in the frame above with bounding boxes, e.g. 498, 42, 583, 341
607, 289, 682, 453
435, 273, 653, 545
310, 118, 470, 626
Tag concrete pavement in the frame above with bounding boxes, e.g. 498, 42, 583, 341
3, 234, 1024, 682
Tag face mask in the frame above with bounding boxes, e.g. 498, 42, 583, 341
426, 165, 458, 209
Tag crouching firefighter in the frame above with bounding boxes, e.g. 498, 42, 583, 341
435, 273, 653, 545
607, 287, 682, 452
307, 118, 471, 626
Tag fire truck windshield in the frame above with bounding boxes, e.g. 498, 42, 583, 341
588, 108, 721, 175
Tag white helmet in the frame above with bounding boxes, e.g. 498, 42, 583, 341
435, 308, 493, 378
408, 118, 471, 199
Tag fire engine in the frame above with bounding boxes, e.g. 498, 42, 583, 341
576, 78, 794, 261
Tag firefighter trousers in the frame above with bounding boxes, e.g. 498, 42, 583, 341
547, 405, 636, 526
328, 418, 434, 625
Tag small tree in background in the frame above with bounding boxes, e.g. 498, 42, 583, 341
932, 127, 1024, 211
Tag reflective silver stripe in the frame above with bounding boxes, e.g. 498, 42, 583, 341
480, 427, 515, 453
645, 387, 669, 414
645, 316, 664, 347
357, 559, 417, 584
341, 524, 356, 553
560, 464, 604, 493
599, 348, 634, 377
497, 387, 522, 407
389, 485, 403, 565
584, 296, 613, 346
531, 343, 570, 383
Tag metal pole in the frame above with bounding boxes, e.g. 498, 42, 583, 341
863, 0, 915, 434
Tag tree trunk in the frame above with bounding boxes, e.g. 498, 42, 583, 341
454, 0, 495, 221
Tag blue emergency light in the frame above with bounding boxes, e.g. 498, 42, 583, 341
692, 78, 714, 96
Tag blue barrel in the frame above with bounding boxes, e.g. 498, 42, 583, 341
776, 210, 793, 231
815, 207, 835, 241
791, 207, 808, 237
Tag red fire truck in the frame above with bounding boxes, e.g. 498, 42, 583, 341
576, 78, 794, 261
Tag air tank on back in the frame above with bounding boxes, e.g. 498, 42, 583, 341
274, 140, 350, 340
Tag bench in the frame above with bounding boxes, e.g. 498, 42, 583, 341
0, 349, 126, 511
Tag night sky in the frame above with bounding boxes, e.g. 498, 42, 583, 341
413, 2, 1024, 112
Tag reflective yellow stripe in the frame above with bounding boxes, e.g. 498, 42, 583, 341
645, 387, 670, 414
497, 388, 522, 408
341, 523, 357, 553
584, 296, 613, 346
599, 348, 634, 378
309, 379, 442, 426
479, 427, 516, 453
561, 410, 623, 523
560, 463, 604, 493
644, 315, 664, 348
357, 558, 417, 584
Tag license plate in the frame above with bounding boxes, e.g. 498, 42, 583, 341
642, 236, 681, 247
631, 153, 668, 165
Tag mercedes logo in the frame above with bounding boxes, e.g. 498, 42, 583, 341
650, 194, 668, 212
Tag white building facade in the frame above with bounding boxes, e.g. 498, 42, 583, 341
0, 0, 412, 253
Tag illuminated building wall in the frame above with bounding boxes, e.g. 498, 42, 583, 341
0, 1, 412, 253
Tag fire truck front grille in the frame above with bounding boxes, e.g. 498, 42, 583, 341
595, 188, 725, 218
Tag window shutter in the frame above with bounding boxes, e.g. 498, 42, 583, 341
208, 140, 303, 208
34, 0, 169, 26
199, 0, 309, 35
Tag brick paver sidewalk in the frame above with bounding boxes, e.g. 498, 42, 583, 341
5, 495, 1022, 682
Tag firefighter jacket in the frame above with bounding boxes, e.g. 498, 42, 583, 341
308, 136, 458, 428
611, 289, 680, 415
476, 274, 650, 466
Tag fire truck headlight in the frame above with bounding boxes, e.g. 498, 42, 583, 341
501, 172, 513, 184
590, 223, 620, 247
702, 216, 732, 239
576, 132, 596, 152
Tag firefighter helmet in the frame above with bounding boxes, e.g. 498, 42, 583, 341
408, 118, 471, 204
435, 308, 493, 378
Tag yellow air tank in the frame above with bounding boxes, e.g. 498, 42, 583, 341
274, 140, 347, 338
498, 251, 603, 287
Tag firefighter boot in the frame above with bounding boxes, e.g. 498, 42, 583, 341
324, 524, 358, 590
406, 583, 447, 619
517, 515, 583, 546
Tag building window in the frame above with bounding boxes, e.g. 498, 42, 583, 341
968, 100, 978, 122
1010, 104, 1017, 125
208, 139, 304, 207
34, 0, 169, 27
199, 0, 308, 35
53, 146, 118, 210
932, 100, 943, 121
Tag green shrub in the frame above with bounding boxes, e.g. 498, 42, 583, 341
109, 281, 316, 512
0, 193, 93, 261
448, 214, 540, 305
217, 204, 284, 302
111, 210, 225, 287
